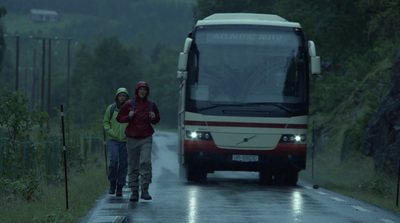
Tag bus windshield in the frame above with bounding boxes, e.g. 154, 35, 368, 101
186, 25, 308, 115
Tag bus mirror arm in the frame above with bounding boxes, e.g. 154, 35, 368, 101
177, 38, 193, 79
308, 41, 317, 57
183, 38, 193, 54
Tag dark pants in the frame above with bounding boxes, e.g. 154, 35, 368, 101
108, 140, 128, 186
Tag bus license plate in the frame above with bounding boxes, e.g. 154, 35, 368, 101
232, 155, 259, 162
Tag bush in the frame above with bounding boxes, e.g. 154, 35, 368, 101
0, 86, 48, 180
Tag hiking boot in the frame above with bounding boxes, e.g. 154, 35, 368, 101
141, 190, 152, 200
116, 186, 123, 197
108, 181, 116, 194
129, 191, 139, 202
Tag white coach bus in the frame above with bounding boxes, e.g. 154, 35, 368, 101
177, 13, 321, 185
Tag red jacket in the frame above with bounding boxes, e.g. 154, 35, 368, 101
117, 81, 160, 139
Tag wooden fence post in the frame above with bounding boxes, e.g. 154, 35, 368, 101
0, 130, 3, 178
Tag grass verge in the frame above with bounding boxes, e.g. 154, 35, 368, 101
300, 152, 400, 215
0, 160, 108, 223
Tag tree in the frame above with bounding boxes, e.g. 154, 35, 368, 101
70, 44, 93, 124
194, 0, 278, 21
145, 46, 181, 128
0, 7, 7, 74
70, 37, 141, 127
0, 85, 47, 142
358, 0, 400, 42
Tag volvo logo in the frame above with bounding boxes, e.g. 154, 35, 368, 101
236, 135, 256, 145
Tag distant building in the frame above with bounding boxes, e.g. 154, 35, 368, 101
29, 9, 59, 23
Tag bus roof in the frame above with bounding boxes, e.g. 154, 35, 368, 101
196, 13, 302, 28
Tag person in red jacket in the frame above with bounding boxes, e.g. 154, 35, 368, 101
117, 81, 160, 202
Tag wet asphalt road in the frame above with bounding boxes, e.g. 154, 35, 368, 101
81, 131, 400, 223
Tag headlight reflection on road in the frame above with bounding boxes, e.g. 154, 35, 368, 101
291, 191, 303, 218
188, 187, 199, 223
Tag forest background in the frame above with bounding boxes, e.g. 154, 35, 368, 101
1, 0, 400, 221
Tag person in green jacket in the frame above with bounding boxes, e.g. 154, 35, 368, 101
102, 87, 130, 196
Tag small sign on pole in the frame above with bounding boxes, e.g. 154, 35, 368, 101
397, 162, 400, 207
312, 120, 315, 180
61, 105, 69, 210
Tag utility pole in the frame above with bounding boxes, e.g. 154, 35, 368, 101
47, 38, 52, 131
41, 38, 46, 129
66, 38, 71, 121
15, 35, 20, 91
31, 48, 36, 106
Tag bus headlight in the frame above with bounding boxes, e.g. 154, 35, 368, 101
190, 131, 198, 139
280, 134, 306, 143
186, 131, 213, 140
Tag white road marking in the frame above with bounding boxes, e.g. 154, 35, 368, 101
330, 197, 345, 202
112, 216, 126, 223
317, 191, 327, 195
380, 219, 395, 223
352, 206, 371, 212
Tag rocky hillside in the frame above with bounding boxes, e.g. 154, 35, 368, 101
310, 51, 394, 176
363, 52, 400, 175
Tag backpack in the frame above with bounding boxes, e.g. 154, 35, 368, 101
109, 99, 153, 121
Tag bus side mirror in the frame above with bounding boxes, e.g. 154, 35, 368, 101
311, 56, 321, 75
177, 38, 193, 79
177, 53, 188, 79
308, 41, 321, 75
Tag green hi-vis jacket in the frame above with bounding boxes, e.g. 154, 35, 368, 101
102, 88, 129, 142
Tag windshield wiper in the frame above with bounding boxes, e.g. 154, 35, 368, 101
198, 103, 243, 111
248, 102, 296, 114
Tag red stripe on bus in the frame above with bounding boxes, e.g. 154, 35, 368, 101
184, 121, 307, 129
184, 140, 306, 155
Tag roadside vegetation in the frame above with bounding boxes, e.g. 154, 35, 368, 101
301, 153, 400, 215
0, 161, 108, 222
0, 85, 109, 222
